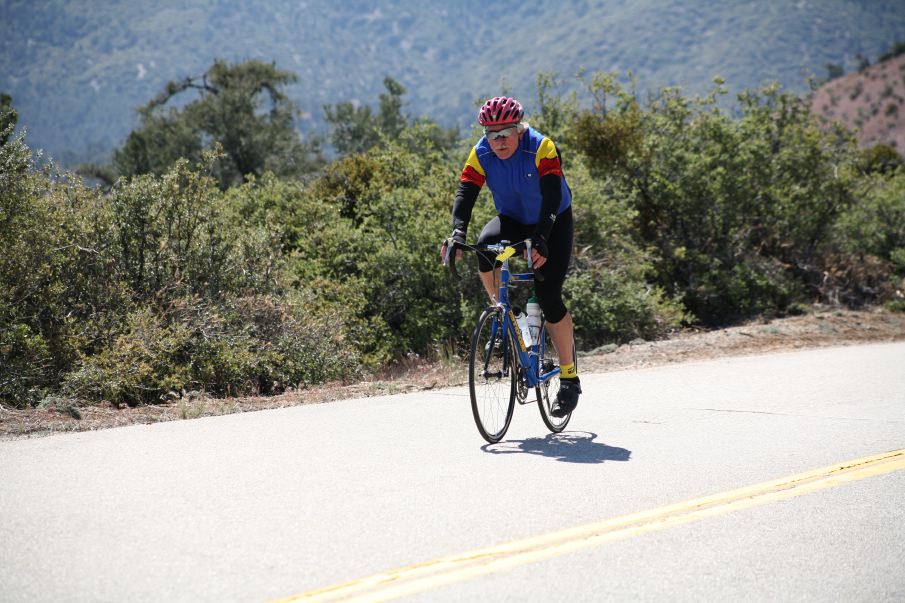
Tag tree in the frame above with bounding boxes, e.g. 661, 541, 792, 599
324, 76, 409, 156
878, 41, 905, 62
113, 59, 323, 188
377, 76, 407, 139
323, 101, 381, 156
324, 76, 458, 158
1, 93, 18, 145
824, 62, 845, 82
531, 72, 580, 143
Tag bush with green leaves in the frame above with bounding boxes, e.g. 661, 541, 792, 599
826, 169, 905, 306
6, 70, 905, 410
1, 133, 130, 406
110, 151, 286, 302
281, 142, 464, 362
563, 158, 688, 345
858, 144, 904, 175
1, 140, 364, 407
57, 156, 367, 406
834, 170, 905, 263
61, 294, 362, 405
567, 73, 860, 323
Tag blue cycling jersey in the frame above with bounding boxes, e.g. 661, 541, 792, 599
460, 126, 572, 225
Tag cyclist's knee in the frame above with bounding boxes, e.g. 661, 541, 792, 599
477, 257, 496, 272
537, 296, 568, 323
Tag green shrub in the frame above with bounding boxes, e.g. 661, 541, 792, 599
6, 73, 905, 410
110, 153, 285, 302
834, 171, 905, 260
281, 143, 467, 359
566, 257, 686, 345
858, 144, 903, 175
829, 171, 905, 304
568, 75, 859, 324
61, 294, 363, 406
564, 158, 688, 343
0, 321, 52, 406
61, 307, 192, 406
891, 248, 905, 274
0, 134, 131, 406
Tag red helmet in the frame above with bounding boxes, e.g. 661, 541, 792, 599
478, 96, 524, 126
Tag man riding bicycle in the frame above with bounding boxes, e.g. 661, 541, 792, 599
441, 96, 580, 417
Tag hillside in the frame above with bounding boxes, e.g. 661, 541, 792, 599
810, 53, 905, 153
2, 0, 905, 166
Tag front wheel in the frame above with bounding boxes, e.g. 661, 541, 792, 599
469, 307, 516, 443
536, 321, 573, 432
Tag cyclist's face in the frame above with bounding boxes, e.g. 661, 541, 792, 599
485, 123, 521, 160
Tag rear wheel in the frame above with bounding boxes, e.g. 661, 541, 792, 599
536, 321, 572, 432
469, 307, 516, 444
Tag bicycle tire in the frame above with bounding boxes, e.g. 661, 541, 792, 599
469, 307, 516, 443
536, 321, 573, 432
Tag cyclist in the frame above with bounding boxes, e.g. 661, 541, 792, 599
441, 96, 580, 417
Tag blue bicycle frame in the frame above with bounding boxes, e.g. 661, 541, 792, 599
488, 241, 561, 389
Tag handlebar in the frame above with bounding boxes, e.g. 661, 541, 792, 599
443, 238, 545, 282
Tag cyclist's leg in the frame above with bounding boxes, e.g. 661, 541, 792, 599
545, 312, 575, 365
534, 207, 573, 356
478, 271, 499, 303
533, 208, 581, 416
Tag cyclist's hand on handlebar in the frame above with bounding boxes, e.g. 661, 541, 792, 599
530, 233, 549, 269
440, 241, 463, 263
440, 229, 466, 263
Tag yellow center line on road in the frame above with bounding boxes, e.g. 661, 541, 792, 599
274, 448, 905, 603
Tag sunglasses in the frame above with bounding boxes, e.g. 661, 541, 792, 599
484, 125, 519, 141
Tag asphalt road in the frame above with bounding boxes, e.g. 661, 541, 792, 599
1, 342, 904, 602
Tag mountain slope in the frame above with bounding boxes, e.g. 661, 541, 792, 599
810, 53, 905, 153
2, 0, 904, 165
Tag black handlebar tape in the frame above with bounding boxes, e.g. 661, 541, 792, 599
445, 239, 461, 280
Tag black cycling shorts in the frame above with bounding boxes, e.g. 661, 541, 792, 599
475, 207, 573, 323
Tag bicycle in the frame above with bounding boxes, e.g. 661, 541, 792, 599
444, 238, 574, 443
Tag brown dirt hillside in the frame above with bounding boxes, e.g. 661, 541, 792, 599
810, 53, 905, 154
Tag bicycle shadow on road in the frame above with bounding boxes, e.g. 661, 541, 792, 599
482, 432, 631, 464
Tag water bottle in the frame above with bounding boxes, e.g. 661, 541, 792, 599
515, 312, 533, 348
526, 296, 542, 344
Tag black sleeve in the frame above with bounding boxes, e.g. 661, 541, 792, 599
451, 181, 481, 234
535, 174, 562, 239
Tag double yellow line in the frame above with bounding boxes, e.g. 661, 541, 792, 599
276, 449, 905, 603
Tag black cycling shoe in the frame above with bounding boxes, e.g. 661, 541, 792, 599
551, 378, 581, 418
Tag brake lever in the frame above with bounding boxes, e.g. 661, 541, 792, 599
526, 239, 545, 282
444, 238, 461, 280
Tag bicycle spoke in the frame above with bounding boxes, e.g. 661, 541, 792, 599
469, 308, 516, 443
536, 321, 572, 432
